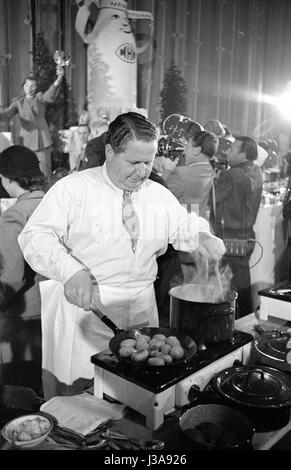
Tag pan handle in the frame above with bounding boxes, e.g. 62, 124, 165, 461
91, 308, 121, 335
90, 278, 121, 335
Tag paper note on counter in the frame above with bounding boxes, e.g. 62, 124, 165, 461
40, 392, 125, 435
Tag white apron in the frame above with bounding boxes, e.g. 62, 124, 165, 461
40, 279, 158, 399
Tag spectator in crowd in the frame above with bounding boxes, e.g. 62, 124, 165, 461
0, 145, 46, 365
84, 130, 108, 169
162, 130, 218, 217
211, 136, 263, 317
80, 116, 110, 169
161, 129, 219, 283
0, 67, 64, 178
78, 110, 90, 126
69, 124, 91, 171
18, 112, 225, 398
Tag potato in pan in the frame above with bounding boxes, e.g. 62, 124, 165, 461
118, 333, 185, 366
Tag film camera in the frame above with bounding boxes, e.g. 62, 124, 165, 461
156, 135, 185, 161
156, 114, 233, 169
156, 114, 194, 161
214, 137, 232, 171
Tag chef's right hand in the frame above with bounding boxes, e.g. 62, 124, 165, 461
64, 269, 93, 310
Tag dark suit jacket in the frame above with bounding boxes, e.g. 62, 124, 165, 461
212, 161, 263, 239
0, 84, 60, 152
84, 132, 107, 168
0, 191, 45, 319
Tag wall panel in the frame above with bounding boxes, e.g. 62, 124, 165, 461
2, 0, 291, 140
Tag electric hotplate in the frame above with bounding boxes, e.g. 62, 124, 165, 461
91, 330, 253, 394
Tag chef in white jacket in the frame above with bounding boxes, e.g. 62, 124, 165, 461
18, 112, 225, 399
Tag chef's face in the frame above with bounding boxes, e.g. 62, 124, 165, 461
23, 79, 37, 99
106, 138, 157, 191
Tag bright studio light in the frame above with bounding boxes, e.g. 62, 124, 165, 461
273, 82, 291, 120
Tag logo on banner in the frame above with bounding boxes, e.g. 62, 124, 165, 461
116, 43, 136, 63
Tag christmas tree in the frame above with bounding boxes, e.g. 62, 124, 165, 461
159, 62, 188, 124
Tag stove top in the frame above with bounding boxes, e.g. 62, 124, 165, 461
258, 279, 291, 302
91, 330, 253, 394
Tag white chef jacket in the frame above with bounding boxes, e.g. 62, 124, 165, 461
18, 164, 222, 397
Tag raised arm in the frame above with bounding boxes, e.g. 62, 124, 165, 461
41, 66, 64, 103
0, 100, 18, 121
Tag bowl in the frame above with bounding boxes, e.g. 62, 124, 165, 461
179, 404, 255, 450
2, 413, 53, 448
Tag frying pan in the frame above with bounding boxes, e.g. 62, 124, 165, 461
91, 308, 197, 371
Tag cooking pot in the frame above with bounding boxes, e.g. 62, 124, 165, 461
254, 331, 291, 373
179, 404, 254, 450
169, 285, 237, 349
210, 364, 291, 431
91, 309, 197, 372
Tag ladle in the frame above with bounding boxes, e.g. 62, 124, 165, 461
214, 264, 224, 298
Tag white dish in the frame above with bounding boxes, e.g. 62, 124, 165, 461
2, 413, 53, 448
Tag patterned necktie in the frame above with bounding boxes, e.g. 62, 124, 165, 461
122, 190, 139, 253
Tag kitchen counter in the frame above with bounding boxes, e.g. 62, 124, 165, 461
250, 203, 289, 310
234, 312, 291, 450
1, 313, 291, 451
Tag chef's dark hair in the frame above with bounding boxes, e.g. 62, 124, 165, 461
105, 112, 159, 153
236, 136, 258, 161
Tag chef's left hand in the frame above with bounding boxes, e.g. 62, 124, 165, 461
193, 232, 226, 267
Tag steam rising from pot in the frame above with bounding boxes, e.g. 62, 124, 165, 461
176, 256, 233, 304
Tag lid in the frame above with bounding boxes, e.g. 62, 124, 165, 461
254, 333, 290, 363
213, 365, 291, 408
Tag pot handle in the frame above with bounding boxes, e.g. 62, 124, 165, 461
187, 384, 203, 403
230, 368, 265, 394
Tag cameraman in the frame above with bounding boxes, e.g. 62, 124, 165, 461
161, 129, 218, 218
160, 129, 219, 284
211, 136, 263, 317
